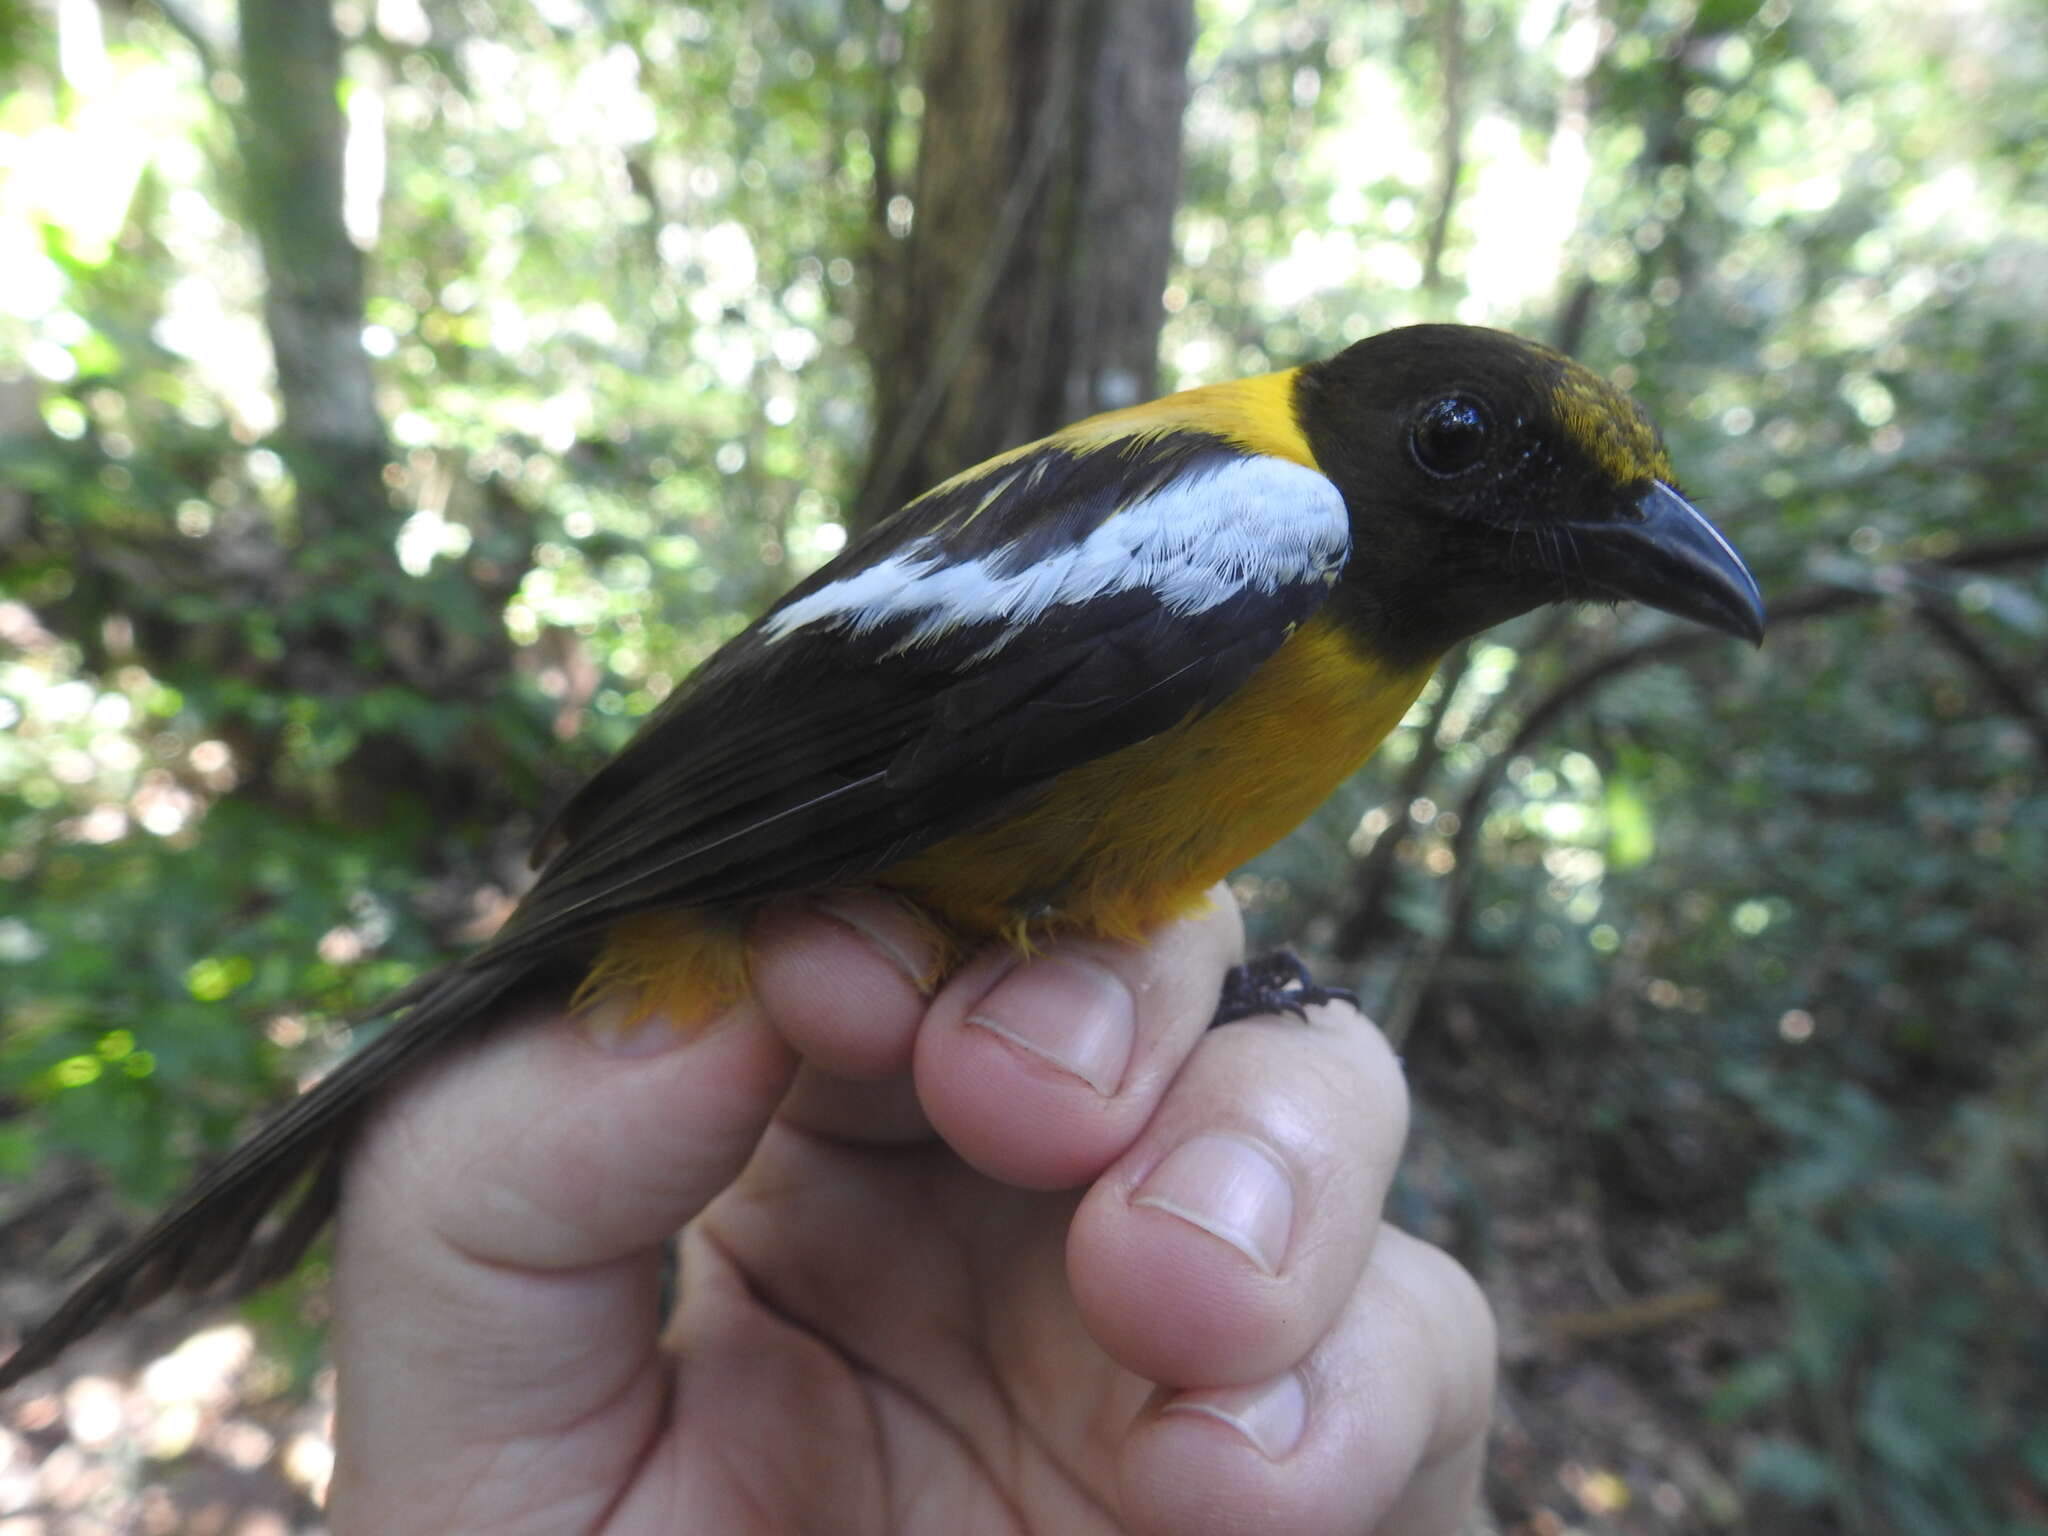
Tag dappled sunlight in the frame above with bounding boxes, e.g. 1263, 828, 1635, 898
2, 0, 2043, 1528
0, 1324, 333, 1531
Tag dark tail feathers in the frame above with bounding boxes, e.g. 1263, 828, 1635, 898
0, 961, 528, 1390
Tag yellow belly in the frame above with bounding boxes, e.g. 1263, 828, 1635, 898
586, 613, 1433, 1022
878, 613, 1435, 945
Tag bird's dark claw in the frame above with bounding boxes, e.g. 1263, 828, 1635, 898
1211, 948, 1357, 1026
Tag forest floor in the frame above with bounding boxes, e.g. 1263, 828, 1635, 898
0, 1179, 330, 1533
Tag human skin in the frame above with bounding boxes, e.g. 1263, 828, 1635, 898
326, 887, 1496, 1535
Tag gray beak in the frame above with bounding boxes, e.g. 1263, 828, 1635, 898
1569, 480, 1766, 643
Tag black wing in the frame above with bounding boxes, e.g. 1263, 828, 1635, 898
0, 430, 1350, 1388
493, 431, 1350, 955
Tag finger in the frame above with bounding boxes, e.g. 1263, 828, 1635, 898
1067, 999, 1411, 1388
912, 888, 1246, 1190
749, 891, 947, 1082
748, 891, 953, 1144
330, 989, 798, 1531
331, 896, 932, 1533
1119, 1227, 1497, 1536
343, 996, 797, 1277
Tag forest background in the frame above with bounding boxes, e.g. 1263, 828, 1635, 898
1, 0, 2044, 1531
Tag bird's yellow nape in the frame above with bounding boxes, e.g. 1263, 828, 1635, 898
1051, 370, 1317, 469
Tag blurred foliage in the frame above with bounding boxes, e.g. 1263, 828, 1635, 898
1, 0, 2044, 1529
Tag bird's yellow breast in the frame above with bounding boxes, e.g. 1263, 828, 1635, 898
877, 613, 1435, 946
586, 613, 1431, 1026
585, 374, 1404, 1023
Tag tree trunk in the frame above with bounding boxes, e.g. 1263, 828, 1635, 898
853, 0, 1195, 532
234, 0, 392, 550
217, 0, 526, 832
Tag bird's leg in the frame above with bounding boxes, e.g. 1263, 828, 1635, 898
1211, 948, 1358, 1026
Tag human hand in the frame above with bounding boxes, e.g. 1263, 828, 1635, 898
326, 889, 1495, 1534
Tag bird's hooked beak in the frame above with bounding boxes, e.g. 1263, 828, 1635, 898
1568, 480, 1766, 643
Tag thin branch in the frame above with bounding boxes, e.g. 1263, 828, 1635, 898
1910, 595, 2048, 764
1538, 1283, 1726, 1343
1377, 534, 2048, 1044
1332, 641, 1472, 962
1551, 276, 1597, 358
1336, 608, 1571, 968
152, 0, 223, 80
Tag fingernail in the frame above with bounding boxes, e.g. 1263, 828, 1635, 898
1133, 1133, 1294, 1275
812, 893, 942, 994
1162, 1370, 1309, 1460
966, 954, 1135, 1096
578, 997, 684, 1056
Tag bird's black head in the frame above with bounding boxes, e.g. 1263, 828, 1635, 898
1295, 324, 1765, 668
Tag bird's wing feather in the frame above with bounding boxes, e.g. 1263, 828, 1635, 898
0, 438, 1342, 1383
496, 432, 1348, 953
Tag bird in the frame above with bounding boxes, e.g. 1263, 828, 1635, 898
0, 323, 1764, 1388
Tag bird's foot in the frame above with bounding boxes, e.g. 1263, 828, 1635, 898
1212, 948, 1357, 1026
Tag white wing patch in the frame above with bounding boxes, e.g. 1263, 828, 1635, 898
761, 455, 1349, 653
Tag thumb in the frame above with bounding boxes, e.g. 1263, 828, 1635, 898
328, 983, 798, 1529
343, 989, 800, 1276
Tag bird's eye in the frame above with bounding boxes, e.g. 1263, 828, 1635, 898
1409, 395, 1492, 478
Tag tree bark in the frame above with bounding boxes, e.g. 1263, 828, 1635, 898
854, 0, 1196, 532
234, 0, 392, 549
